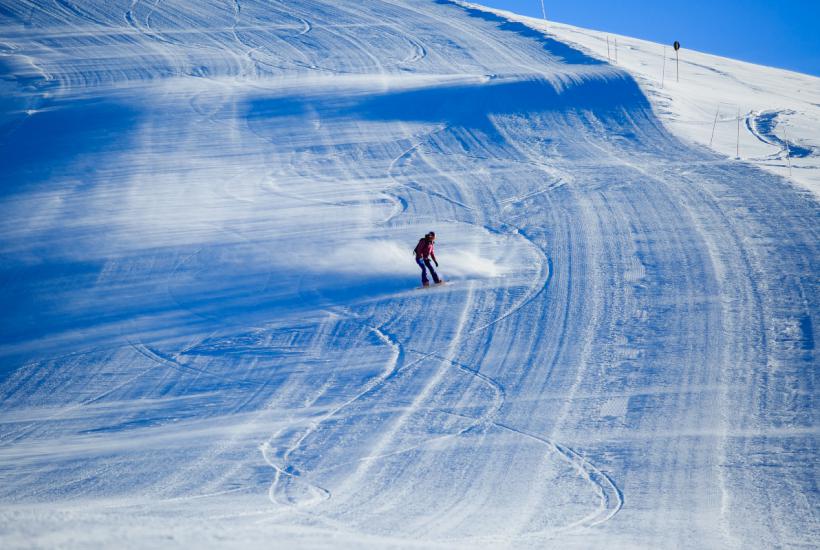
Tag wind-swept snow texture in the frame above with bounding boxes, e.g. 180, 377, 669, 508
489, 5, 820, 198
0, 1, 817, 548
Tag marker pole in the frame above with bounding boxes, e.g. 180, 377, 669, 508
675, 48, 679, 82
736, 107, 741, 158
661, 46, 666, 88
709, 105, 720, 147
784, 128, 792, 177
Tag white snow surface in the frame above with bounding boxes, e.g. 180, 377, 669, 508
0, 1, 817, 548
476, 2, 820, 197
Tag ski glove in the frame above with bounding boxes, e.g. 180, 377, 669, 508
434, 260, 439, 267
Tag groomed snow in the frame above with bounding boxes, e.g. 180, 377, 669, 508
0, 1, 817, 548
472, 2, 820, 198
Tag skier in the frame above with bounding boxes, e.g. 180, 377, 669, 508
413, 231, 442, 287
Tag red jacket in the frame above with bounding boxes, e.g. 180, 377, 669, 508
414, 238, 436, 261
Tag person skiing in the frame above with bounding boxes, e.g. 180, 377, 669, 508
413, 231, 442, 287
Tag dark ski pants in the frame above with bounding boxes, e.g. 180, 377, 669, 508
417, 258, 440, 286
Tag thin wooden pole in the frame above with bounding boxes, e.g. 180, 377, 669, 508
709, 105, 720, 147
784, 128, 792, 177
736, 107, 741, 158
661, 46, 666, 88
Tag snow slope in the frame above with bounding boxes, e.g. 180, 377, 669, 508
477, 2, 820, 198
0, 1, 817, 548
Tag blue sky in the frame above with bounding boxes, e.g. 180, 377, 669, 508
477, 0, 820, 76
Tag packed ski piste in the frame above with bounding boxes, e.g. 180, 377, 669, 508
0, 0, 817, 548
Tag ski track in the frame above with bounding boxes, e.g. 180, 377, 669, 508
0, 0, 817, 548
745, 109, 815, 160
